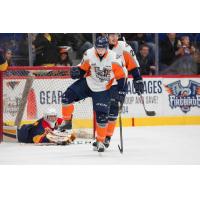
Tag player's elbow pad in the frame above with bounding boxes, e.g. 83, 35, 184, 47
130, 67, 142, 80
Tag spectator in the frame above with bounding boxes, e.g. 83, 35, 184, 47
159, 33, 179, 67
74, 34, 93, 59
4, 49, 14, 66
56, 33, 93, 59
176, 36, 196, 57
193, 33, 200, 51
121, 33, 155, 58
0, 49, 8, 71
161, 35, 198, 75
58, 47, 73, 66
33, 33, 59, 66
137, 44, 156, 75
16, 34, 29, 66
4, 48, 29, 76
0, 33, 29, 66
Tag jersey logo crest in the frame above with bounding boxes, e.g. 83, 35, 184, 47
94, 66, 111, 82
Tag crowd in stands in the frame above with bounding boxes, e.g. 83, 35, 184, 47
0, 33, 200, 75
159, 33, 199, 74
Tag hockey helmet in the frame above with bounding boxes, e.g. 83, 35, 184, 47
43, 107, 58, 128
95, 36, 109, 49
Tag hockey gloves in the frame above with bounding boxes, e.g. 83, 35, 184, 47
116, 78, 127, 105
117, 90, 126, 105
130, 67, 144, 95
133, 77, 144, 95
70, 67, 85, 79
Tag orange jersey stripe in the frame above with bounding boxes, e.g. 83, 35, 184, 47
112, 62, 125, 80
106, 78, 114, 90
123, 51, 138, 71
79, 60, 91, 72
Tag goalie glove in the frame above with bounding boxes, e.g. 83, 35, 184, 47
46, 131, 77, 145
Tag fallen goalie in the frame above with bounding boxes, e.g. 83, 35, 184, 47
17, 107, 76, 145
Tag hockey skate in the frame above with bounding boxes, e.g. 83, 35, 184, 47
103, 136, 111, 148
93, 136, 111, 149
92, 140, 98, 148
92, 140, 105, 152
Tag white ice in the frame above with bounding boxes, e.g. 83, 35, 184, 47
0, 125, 200, 164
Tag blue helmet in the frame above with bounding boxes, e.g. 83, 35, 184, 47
95, 36, 108, 49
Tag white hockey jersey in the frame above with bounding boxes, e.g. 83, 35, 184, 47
79, 47, 125, 92
111, 41, 140, 72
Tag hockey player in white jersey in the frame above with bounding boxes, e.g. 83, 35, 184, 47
102, 33, 144, 148
59, 36, 126, 152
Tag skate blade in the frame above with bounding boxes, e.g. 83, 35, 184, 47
104, 143, 109, 148
93, 147, 105, 153
93, 146, 98, 151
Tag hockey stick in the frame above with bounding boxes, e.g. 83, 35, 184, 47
118, 102, 123, 154
122, 37, 156, 117
139, 94, 156, 116
21, 140, 92, 146
71, 140, 92, 145
93, 111, 96, 139
15, 74, 34, 127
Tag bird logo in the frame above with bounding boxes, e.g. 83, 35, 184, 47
164, 80, 200, 113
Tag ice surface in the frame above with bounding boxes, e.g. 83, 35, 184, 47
0, 126, 200, 164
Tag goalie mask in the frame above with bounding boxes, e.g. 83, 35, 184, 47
43, 107, 58, 128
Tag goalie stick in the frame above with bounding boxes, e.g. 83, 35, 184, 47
15, 73, 34, 127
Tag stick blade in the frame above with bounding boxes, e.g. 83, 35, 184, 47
146, 111, 156, 116
118, 145, 123, 154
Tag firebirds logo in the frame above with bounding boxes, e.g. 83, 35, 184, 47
164, 80, 200, 113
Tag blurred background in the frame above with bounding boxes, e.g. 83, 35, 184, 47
0, 33, 200, 75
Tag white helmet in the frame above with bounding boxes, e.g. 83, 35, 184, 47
43, 107, 58, 128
